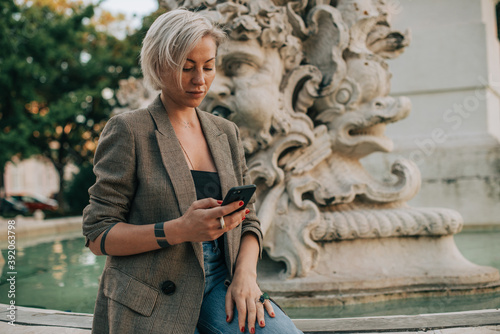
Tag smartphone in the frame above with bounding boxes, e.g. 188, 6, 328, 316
221, 184, 257, 214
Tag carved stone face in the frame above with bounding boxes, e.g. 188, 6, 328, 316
202, 39, 284, 154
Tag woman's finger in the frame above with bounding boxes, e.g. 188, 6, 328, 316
210, 200, 245, 218
225, 289, 234, 323
190, 197, 221, 210
256, 300, 266, 328
235, 297, 247, 333
264, 299, 275, 318
227, 209, 248, 229
246, 297, 257, 333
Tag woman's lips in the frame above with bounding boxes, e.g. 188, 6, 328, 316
187, 91, 205, 97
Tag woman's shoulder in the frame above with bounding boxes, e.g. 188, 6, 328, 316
111, 107, 150, 123
107, 108, 154, 131
200, 110, 239, 134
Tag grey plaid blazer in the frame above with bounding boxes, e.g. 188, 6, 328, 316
82, 96, 262, 334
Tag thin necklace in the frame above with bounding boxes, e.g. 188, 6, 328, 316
178, 140, 195, 170
175, 119, 193, 129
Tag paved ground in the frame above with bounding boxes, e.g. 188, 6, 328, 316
0, 305, 499, 333
2, 322, 500, 333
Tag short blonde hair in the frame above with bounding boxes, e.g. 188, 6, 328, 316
140, 9, 226, 90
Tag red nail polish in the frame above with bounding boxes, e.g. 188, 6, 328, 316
245, 208, 250, 214
260, 321, 265, 327
226, 315, 230, 322
217, 200, 223, 204
271, 312, 275, 317
239, 201, 244, 206
250, 328, 255, 334
240, 326, 245, 333
242, 216, 246, 221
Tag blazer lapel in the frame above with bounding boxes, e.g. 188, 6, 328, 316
147, 96, 197, 215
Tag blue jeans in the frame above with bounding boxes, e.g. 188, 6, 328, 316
195, 240, 302, 334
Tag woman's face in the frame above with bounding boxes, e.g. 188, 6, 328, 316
161, 35, 217, 112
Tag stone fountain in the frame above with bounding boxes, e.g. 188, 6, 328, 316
145, 0, 500, 307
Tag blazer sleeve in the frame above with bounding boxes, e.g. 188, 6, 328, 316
234, 123, 264, 257
82, 115, 137, 246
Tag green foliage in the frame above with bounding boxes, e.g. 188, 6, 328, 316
0, 0, 142, 209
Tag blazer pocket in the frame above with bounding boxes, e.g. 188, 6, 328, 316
103, 266, 159, 317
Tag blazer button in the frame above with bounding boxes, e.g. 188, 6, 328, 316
161, 280, 176, 295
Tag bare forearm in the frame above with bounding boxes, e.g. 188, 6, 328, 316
234, 233, 260, 277
88, 219, 183, 256
87, 198, 246, 256
89, 198, 248, 256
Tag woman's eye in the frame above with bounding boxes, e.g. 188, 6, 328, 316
183, 67, 213, 72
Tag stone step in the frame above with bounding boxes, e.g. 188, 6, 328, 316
0, 304, 498, 333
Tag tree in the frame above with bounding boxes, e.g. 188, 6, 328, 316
0, 0, 142, 210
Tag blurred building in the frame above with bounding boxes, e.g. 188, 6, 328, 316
4, 156, 59, 197
362, 0, 500, 226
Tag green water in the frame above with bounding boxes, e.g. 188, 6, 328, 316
0, 228, 499, 316
0, 236, 106, 313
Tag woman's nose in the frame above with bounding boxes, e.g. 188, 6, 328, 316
208, 75, 232, 98
192, 69, 205, 85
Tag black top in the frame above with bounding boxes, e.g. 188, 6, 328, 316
190, 170, 222, 201
191, 170, 225, 254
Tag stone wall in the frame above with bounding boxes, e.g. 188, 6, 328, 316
361, 0, 500, 226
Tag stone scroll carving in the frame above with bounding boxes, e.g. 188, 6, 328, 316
152, 0, 498, 286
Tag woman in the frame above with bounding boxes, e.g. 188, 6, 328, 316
82, 9, 302, 334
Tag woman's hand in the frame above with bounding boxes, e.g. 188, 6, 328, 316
167, 198, 249, 244
225, 234, 274, 333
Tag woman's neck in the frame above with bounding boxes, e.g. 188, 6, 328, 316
159, 92, 197, 125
